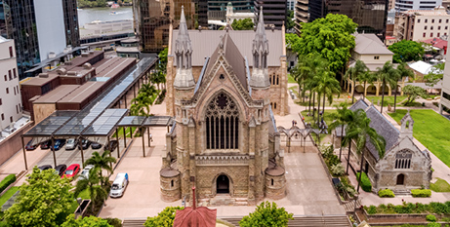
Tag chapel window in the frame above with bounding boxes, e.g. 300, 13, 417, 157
205, 92, 239, 150
395, 149, 412, 169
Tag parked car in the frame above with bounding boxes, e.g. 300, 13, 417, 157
78, 164, 95, 180
52, 139, 66, 151
78, 139, 91, 150
25, 140, 38, 151
40, 140, 51, 150
110, 173, 129, 198
104, 140, 118, 151
62, 164, 80, 179
91, 142, 102, 149
54, 164, 67, 177
65, 138, 78, 150
38, 165, 52, 171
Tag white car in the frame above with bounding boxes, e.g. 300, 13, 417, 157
65, 138, 77, 150
78, 164, 95, 180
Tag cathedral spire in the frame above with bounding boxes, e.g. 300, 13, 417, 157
250, 6, 270, 88
174, 6, 195, 89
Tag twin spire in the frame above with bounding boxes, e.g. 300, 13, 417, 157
173, 6, 270, 89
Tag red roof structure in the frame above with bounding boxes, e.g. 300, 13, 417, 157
423, 38, 448, 54
385, 36, 396, 40
173, 187, 217, 227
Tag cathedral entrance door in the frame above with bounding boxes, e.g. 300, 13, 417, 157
217, 175, 230, 194
396, 174, 405, 185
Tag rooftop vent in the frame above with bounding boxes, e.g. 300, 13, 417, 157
38, 73, 49, 78
81, 53, 89, 57
83, 63, 92, 69
56, 67, 67, 75
67, 71, 77, 76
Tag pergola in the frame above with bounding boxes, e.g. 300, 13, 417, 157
276, 126, 320, 152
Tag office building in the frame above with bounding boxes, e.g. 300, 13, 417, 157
0, 0, 80, 78
294, 0, 309, 33
395, 0, 442, 12
308, 0, 388, 39
255, 0, 288, 29
394, 7, 450, 41
0, 37, 22, 132
133, 0, 208, 53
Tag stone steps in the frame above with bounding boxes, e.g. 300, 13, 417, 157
394, 189, 411, 196
122, 218, 146, 227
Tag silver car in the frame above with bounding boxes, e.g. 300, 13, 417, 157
78, 164, 95, 180
65, 138, 77, 150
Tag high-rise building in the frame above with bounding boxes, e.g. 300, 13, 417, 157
0, 37, 22, 132
308, 0, 388, 39
255, 0, 288, 29
133, 0, 208, 53
395, 0, 443, 12
0, 0, 79, 78
294, 0, 309, 33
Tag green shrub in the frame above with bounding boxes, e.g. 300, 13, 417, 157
378, 189, 395, 198
144, 206, 183, 227
239, 202, 294, 227
367, 205, 377, 214
426, 223, 440, 227
356, 172, 372, 192
331, 163, 345, 176
411, 189, 432, 197
0, 174, 16, 194
105, 218, 122, 227
426, 214, 437, 222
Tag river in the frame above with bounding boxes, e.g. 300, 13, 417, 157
77, 7, 133, 28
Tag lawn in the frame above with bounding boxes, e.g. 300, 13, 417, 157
366, 95, 407, 107
69, 189, 91, 214
301, 110, 337, 143
112, 127, 140, 138
0, 186, 19, 207
430, 178, 450, 192
389, 109, 450, 167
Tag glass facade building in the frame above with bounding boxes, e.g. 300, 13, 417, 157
0, 0, 79, 78
308, 0, 388, 39
208, 0, 253, 21
134, 0, 208, 53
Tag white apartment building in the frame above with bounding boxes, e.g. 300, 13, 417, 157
0, 37, 22, 132
394, 7, 450, 41
440, 39, 450, 114
395, 0, 443, 11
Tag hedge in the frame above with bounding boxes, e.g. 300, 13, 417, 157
0, 174, 16, 194
411, 189, 432, 197
378, 189, 395, 198
426, 214, 437, 222
356, 172, 372, 192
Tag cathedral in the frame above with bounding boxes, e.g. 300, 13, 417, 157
160, 7, 287, 206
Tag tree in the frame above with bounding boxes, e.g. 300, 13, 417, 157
329, 103, 354, 162
346, 60, 368, 104
388, 40, 425, 63
285, 33, 300, 61
84, 150, 117, 186
403, 85, 427, 106
61, 215, 112, 227
358, 71, 377, 100
346, 109, 386, 193
231, 18, 254, 30
4, 167, 73, 226
144, 206, 184, 227
424, 63, 444, 87
297, 14, 357, 73
239, 201, 294, 227
286, 10, 295, 30
74, 167, 108, 214
315, 70, 341, 116
396, 63, 415, 111
376, 61, 399, 113
130, 84, 159, 116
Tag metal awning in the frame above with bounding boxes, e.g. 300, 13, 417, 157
118, 116, 147, 127
82, 109, 128, 137
24, 111, 77, 138
144, 116, 173, 126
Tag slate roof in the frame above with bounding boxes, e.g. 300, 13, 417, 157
171, 29, 283, 67
349, 99, 368, 112
353, 33, 393, 55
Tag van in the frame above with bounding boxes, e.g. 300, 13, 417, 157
110, 173, 129, 198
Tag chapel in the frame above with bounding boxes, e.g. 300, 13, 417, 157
159, 7, 286, 206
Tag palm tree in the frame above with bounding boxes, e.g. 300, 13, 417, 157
315, 70, 341, 116
358, 71, 377, 100
345, 109, 386, 193
376, 61, 399, 113
130, 84, 159, 116
329, 103, 353, 161
395, 63, 414, 112
85, 151, 117, 186
74, 167, 108, 214
345, 60, 368, 104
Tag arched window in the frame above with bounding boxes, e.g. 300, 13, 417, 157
272, 75, 276, 85
395, 149, 412, 169
274, 103, 277, 109
271, 179, 274, 186
269, 76, 272, 84
276, 75, 279, 85
171, 180, 174, 187
205, 92, 239, 150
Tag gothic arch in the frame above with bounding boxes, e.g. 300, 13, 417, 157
211, 172, 234, 196
196, 87, 246, 120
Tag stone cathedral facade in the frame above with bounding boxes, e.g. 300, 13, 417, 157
160, 7, 286, 206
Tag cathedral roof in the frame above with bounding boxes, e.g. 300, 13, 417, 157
171, 30, 283, 67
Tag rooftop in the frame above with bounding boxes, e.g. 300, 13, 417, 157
57, 82, 106, 104
32, 85, 80, 103
21, 74, 60, 86
353, 33, 393, 55
408, 60, 441, 74
0, 36, 10, 43
423, 38, 448, 50
402, 8, 450, 16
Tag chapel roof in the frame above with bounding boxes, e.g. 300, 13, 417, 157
353, 33, 393, 55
